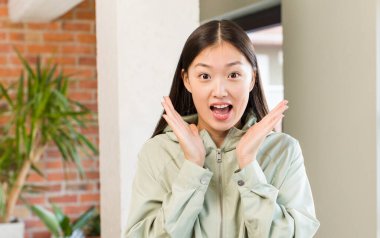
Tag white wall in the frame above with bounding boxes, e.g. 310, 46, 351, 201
282, 0, 379, 237
96, 0, 199, 237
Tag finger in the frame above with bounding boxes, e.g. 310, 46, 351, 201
262, 102, 288, 124
161, 100, 191, 140
269, 100, 288, 114
164, 96, 182, 120
161, 100, 183, 133
265, 113, 285, 132
162, 113, 186, 141
163, 96, 189, 128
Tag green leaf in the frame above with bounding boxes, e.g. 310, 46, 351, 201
72, 206, 97, 231
14, 47, 36, 80
29, 205, 62, 237
0, 184, 6, 217
60, 216, 72, 236
52, 203, 65, 224
0, 83, 14, 108
77, 133, 98, 155
31, 163, 45, 179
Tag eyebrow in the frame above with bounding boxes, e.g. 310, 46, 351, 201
194, 61, 243, 68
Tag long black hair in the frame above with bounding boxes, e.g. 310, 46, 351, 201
151, 20, 269, 138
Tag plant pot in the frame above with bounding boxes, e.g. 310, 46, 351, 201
0, 221, 25, 238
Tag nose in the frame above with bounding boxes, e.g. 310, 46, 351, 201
212, 78, 228, 98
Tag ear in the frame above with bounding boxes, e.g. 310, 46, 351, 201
182, 69, 192, 93
249, 70, 256, 92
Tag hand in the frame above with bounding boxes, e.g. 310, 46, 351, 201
161, 96, 206, 167
236, 100, 289, 169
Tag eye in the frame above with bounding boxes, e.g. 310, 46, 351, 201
199, 73, 211, 80
228, 72, 241, 79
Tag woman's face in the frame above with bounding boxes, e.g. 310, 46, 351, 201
182, 41, 255, 136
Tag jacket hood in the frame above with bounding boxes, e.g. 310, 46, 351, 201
163, 110, 262, 152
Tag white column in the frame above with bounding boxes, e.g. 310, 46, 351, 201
282, 0, 379, 237
96, 0, 199, 237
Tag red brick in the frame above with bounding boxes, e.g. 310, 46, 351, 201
49, 194, 78, 203
76, 11, 95, 20
79, 57, 96, 66
46, 160, 63, 169
85, 171, 99, 179
25, 219, 45, 229
27, 44, 59, 54
26, 173, 46, 182
83, 102, 98, 112
47, 184, 62, 192
0, 6, 8, 17
0, 21, 23, 29
24, 32, 42, 42
80, 193, 99, 202
0, 32, 6, 40
47, 172, 78, 181
46, 57, 76, 65
44, 33, 74, 42
30, 231, 50, 238
78, 79, 97, 88
0, 43, 10, 52
0, 68, 21, 77
69, 91, 93, 101
24, 196, 46, 205
77, 34, 96, 44
63, 22, 91, 32
62, 45, 94, 54
9, 32, 24, 41
46, 149, 61, 158
27, 22, 60, 30
82, 126, 98, 134
62, 68, 94, 78
63, 204, 91, 215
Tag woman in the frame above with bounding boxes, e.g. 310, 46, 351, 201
125, 20, 320, 238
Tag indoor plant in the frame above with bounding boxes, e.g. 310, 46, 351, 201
0, 49, 98, 236
29, 203, 98, 238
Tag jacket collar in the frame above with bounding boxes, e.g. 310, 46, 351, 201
163, 111, 258, 153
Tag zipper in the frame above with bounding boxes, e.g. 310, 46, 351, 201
216, 149, 223, 238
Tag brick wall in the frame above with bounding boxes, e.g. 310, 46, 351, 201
0, 0, 99, 237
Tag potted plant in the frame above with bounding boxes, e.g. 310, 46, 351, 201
29, 203, 98, 238
0, 49, 98, 237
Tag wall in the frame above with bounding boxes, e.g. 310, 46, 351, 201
200, 0, 279, 22
0, 0, 99, 237
282, 0, 378, 237
95, 0, 199, 237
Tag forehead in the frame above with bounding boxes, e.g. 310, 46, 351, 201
190, 41, 251, 69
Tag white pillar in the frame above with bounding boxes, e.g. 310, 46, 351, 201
282, 0, 379, 237
96, 0, 199, 237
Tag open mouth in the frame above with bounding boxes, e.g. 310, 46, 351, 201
209, 104, 233, 114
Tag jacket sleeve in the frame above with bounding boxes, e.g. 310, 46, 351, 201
232, 140, 320, 238
125, 149, 213, 238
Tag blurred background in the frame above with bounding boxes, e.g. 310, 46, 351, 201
0, 0, 379, 237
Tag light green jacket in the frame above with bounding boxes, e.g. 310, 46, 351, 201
125, 112, 320, 238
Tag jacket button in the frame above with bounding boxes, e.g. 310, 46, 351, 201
200, 176, 209, 185
237, 180, 245, 186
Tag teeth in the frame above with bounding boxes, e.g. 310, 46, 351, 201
213, 104, 229, 108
